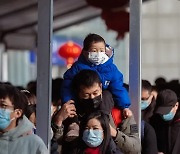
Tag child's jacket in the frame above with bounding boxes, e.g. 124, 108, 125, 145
61, 48, 130, 109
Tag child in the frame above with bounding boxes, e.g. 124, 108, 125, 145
61, 33, 131, 139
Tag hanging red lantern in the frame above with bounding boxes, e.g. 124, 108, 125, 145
86, 0, 129, 10
58, 41, 82, 68
101, 10, 129, 39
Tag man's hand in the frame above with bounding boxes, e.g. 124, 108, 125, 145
109, 124, 117, 138
54, 100, 77, 126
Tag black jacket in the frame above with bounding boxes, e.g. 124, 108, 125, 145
141, 98, 156, 123
150, 110, 180, 154
141, 120, 158, 154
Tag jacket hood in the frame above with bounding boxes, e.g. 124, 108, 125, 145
78, 44, 114, 67
0, 116, 34, 140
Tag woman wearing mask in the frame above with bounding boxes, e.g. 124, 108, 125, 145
64, 111, 122, 154
20, 90, 36, 126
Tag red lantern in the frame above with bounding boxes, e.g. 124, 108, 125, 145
58, 41, 82, 68
101, 10, 129, 39
86, 0, 129, 10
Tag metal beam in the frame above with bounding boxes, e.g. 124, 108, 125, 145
54, 15, 100, 32
0, 44, 5, 81
129, 0, 142, 136
0, 3, 37, 19
0, 0, 37, 16
2, 4, 89, 35
36, 0, 53, 150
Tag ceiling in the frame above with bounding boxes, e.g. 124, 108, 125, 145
0, 0, 151, 50
0, 0, 101, 50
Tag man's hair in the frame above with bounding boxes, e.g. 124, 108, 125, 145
142, 80, 152, 93
83, 33, 105, 51
0, 83, 28, 118
72, 69, 101, 94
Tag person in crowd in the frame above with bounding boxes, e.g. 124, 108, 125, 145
21, 89, 36, 126
141, 120, 158, 154
141, 80, 156, 123
61, 33, 131, 140
27, 80, 37, 96
0, 83, 48, 154
154, 77, 167, 92
70, 111, 122, 154
150, 89, 180, 154
51, 78, 63, 117
52, 69, 140, 154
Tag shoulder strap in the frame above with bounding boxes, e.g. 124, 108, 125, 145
141, 120, 145, 142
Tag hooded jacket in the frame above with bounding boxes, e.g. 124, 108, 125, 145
61, 47, 130, 109
0, 116, 48, 154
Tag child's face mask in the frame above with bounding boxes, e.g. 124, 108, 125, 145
88, 52, 109, 65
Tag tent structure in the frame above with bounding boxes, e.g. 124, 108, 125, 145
0, 0, 101, 50
0, 0, 143, 150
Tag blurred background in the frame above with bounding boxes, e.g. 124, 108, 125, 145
0, 0, 179, 87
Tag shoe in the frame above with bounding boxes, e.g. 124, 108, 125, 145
65, 122, 79, 142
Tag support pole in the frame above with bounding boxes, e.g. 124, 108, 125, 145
129, 0, 142, 136
0, 44, 5, 81
36, 0, 53, 150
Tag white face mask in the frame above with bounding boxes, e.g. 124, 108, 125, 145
88, 52, 109, 65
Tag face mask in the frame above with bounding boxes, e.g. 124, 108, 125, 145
82, 129, 103, 148
79, 95, 102, 112
0, 108, 14, 130
88, 52, 109, 65
141, 100, 150, 110
162, 111, 175, 121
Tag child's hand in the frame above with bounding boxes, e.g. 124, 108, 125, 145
123, 108, 132, 119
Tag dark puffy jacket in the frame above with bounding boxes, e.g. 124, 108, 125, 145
150, 110, 180, 154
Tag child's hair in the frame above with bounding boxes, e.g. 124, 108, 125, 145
80, 111, 110, 154
83, 33, 105, 51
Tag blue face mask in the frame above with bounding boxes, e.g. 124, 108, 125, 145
141, 100, 150, 110
82, 129, 103, 147
0, 108, 13, 130
162, 111, 175, 121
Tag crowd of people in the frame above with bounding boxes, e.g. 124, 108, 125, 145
0, 33, 180, 154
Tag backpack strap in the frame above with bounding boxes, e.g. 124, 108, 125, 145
141, 120, 145, 142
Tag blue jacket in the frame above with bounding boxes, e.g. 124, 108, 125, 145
61, 48, 130, 109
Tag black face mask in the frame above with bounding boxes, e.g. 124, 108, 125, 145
79, 95, 102, 112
